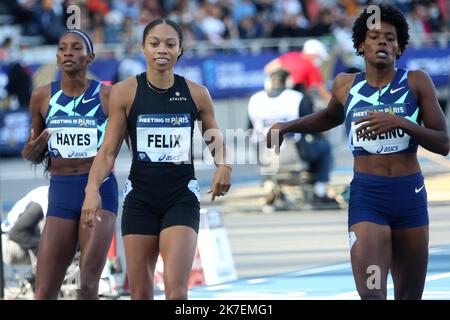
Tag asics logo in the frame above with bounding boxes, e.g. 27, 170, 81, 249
82, 97, 95, 104
415, 185, 424, 193
390, 86, 405, 94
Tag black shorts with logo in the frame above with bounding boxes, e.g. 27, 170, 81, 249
121, 176, 200, 236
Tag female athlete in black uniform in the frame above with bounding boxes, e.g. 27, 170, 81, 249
82, 19, 231, 300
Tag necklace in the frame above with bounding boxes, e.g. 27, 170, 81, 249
146, 77, 170, 94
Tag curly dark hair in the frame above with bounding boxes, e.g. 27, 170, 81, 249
352, 2, 409, 58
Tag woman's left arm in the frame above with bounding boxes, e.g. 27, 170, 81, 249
187, 80, 232, 202
356, 70, 449, 156
404, 70, 449, 155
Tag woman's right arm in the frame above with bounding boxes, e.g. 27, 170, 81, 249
267, 73, 350, 151
85, 81, 129, 192
81, 81, 129, 226
22, 86, 51, 164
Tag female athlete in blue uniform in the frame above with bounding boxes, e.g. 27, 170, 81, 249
82, 19, 231, 300
22, 30, 118, 299
267, 3, 449, 299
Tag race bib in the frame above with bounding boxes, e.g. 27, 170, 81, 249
136, 114, 191, 162
47, 116, 98, 158
350, 103, 411, 154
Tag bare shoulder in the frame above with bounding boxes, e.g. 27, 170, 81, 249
332, 72, 357, 105
333, 72, 357, 88
30, 84, 51, 115
407, 69, 438, 104
407, 69, 434, 88
100, 81, 112, 97
186, 78, 210, 99
107, 76, 138, 116
407, 69, 430, 79
111, 76, 137, 100
186, 78, 212, 112
114, 75, 138, 91
30, 84, 51, 103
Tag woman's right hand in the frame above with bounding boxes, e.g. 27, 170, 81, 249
266, 122, 286, 153
22, 128, 51, 163
81, 189, 102, 228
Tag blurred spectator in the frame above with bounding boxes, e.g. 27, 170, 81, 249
0, 38, 32, 110
428, 1, 446, 33
232, 0, 257, 25
248, 69, 336, 205
308, 7, 333, 37
6, 57, 32, 109
198, 2, 228, 46
270, 13, 307, 38
87, 0, 110, 16
141, 0, 163, 18
1, 186, 48, 285
121, 15, 140, 44
104, 10, 124, 44
4, 0, 41, 36
393, 0, 412, 13
301, 0, 321, 23
0, 37, 12, 61
407, 1, 433, 46
88, 10, 106, 44
339, 0, 364, 18
238, 16, 264, 39
38, 0, 66, 44
115, 43, 145, 83
2, 0, 449, 61
333, 13, 364, 71
168, 0, 204, 42
264, 39, 331, 103
112, 0, 139, 23
168, 0, 198, 25
276, 0, 303, 17
254, 0, 277, 36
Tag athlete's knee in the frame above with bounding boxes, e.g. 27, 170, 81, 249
34, 284, 59, 300
79, 280, 99, 299
130, 287, 153, 300
129, 276, 154, 300
395, 288, 423, 300
165, 279, 188, 300
165, 286, 188, 300
358, 289, 386, 300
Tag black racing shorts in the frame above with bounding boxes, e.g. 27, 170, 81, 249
121, 178, 200, 236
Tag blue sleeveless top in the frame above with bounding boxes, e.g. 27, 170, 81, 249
45, 79, 108, 158
344, 68, 421, 156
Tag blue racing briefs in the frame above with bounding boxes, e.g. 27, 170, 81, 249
348, 171, 428, 229
47, 173, 118, 220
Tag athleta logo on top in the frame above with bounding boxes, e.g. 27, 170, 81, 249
169, 91, 187, 102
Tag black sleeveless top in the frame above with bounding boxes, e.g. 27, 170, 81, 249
126, 73, 199, 197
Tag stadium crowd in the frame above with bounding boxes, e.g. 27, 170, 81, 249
0, 0, 448, 47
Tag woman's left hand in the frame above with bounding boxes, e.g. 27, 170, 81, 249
208, 165, 232, 202
355, 111, 403, 139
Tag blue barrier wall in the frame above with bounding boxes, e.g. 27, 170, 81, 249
1, 46, 449, 155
